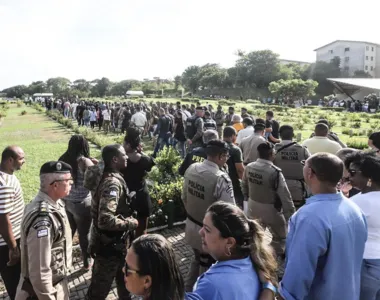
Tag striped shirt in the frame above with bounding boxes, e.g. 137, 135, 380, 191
0, 171, 24, 246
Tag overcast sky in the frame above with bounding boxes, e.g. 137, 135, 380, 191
0, 0, 378, 90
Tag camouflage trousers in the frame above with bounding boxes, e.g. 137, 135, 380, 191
87, 254, 130, 300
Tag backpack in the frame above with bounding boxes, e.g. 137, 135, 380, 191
185, 116, 199, 139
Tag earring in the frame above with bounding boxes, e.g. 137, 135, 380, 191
367, 179, 372, 187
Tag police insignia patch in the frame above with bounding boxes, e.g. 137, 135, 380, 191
56, 162, 62, 171
37, 229, 48, 238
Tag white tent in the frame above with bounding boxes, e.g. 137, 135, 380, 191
33, 93, 53, 97
327, 78, 380, 101
126, 90, 144, 97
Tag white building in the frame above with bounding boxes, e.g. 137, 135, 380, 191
279, 59, 312, 67
314, 40, 380, 78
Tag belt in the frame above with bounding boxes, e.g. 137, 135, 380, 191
187, 213, 203, 227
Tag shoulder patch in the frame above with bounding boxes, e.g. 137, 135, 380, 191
33, 220, 51, 230
37, 229, 48, 238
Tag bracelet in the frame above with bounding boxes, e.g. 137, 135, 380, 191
262, 282, 277, 295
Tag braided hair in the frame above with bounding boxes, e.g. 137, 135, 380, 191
59, 135, 90, 186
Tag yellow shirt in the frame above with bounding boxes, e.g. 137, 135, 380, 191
302, 136, 342, 155
233, 123, 244, 133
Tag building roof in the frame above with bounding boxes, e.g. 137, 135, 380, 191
279, 59, 313, 65
327, 78, 380, 93
314, 40, 380, 51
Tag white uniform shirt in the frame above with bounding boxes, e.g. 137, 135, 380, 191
131, 112, 147, 127
236, 126, 254, 144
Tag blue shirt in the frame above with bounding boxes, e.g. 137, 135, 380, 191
187, 257, 260, 300
280, 193, 367, 300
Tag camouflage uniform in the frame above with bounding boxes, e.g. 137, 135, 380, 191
87, 171, 137, 300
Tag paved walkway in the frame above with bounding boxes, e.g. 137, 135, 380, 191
0, 225, 193, 300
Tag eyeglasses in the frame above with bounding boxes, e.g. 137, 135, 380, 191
124, 262, 140, 276
50, 178, 74, 185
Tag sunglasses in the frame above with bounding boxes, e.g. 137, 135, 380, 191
49, 178, 74, 185
348, 169, 360, 177
124, 262, 140, 276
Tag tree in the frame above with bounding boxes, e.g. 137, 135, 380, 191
198, 64, 228, 89
91, 77, 111, 97
269, 79, 318, 102
2, 85, 29, 98
353, 70, 372, 78
237, 50, 280, 88
311, 57, 341, 96
174, 75, 182, 90
46, 77, 71, 97
182, 65, 200, 93
28, 81, 47, 95
234, 49, 246, 87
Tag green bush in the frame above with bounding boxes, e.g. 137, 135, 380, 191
351, 121, 361, 129
370, 121, 380, 130
347, 139, 369, 149
21, 110, 27, 115
16, 100, 23, 107
340, 120, 347, 127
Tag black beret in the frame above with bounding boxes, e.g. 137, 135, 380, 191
40, 161, 72, 175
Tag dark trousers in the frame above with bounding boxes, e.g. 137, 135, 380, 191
87, 254, 130, 300
0, 240, 21, 300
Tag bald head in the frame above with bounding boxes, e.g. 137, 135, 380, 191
1, 146, 25, 174
314, 123, 329, 137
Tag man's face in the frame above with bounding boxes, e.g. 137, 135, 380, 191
229, 109, 234, 114
53, 173, 73, 199
115, 147, 128, 171
12, 149, 25, 171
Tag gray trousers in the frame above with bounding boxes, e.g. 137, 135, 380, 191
65, 198, 92, 265
248, 200, 287, 258
185, 248, 214, 292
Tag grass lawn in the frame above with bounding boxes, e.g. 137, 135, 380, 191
0, 104, 101, 203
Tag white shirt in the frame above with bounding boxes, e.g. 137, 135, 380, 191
302, 136, 342, 155
236, 126, 254, 144
102, 109, 111, 121
351, 191, 380, 259
131, 112, 147, 127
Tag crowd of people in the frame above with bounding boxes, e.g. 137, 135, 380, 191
1, 98, 380, 300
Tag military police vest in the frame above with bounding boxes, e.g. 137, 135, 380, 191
185, 116, 200, 139
184, 163, 226, 225
274, 142, 308, 180
246, 162, 281, 206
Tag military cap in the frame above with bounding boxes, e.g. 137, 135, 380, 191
40, 161, 72, 175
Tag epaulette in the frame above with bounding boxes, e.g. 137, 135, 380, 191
270, 164, 282, 172
39, 201, 50, 216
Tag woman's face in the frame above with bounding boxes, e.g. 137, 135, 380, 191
124, 247, 151, 297
199, 212, 228, 260
348, 162, 367, 190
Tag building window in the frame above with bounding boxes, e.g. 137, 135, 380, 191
366, 46, 369, 50
371, 66, 374, 71
329, 50, 334, 54
345, 57, 350, 62
366, 56, 369, 60
371, 56, 374, 61
365, 66, 368, 70
372, 47, 374, 51
345, 47, 350, 52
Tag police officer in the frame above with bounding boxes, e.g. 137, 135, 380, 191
214, 105, 225, 138
182, 140, 235, 291
274, 125, 311, 209
203, 110, 217, 131
239, 119, 267, 165
241, 142, 295, 260
178, 130, 219, 176
225, 106, 235, 126
185, 106, 204, 152
87, 145, 138, 300
16, 161, 73, 300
